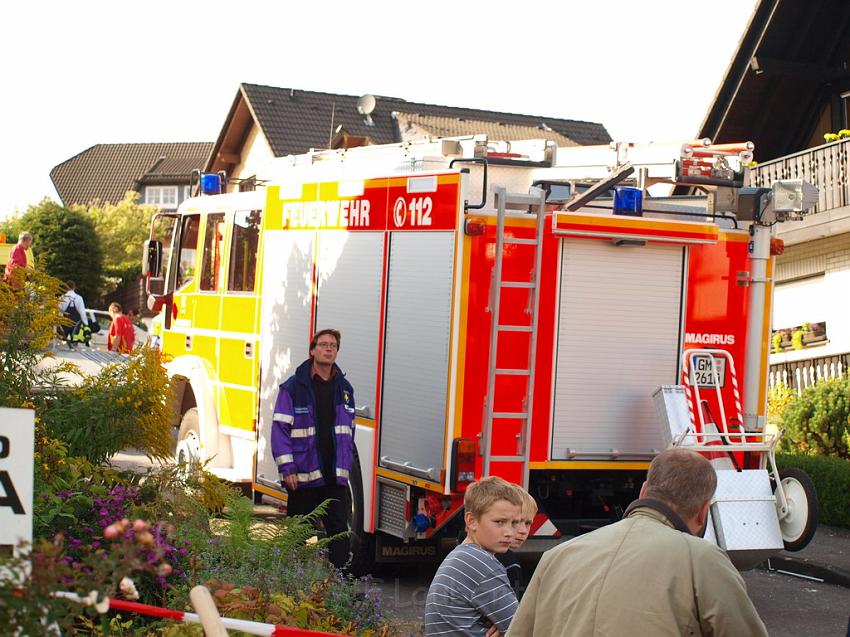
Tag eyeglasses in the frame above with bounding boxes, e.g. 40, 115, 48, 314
315, 342, 338, 350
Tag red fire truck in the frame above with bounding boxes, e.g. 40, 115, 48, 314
144, 135, 818, 572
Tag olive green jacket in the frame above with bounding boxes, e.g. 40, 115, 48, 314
507, 500, 768, 637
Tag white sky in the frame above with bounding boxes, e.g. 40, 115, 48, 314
0, 0, 757, 218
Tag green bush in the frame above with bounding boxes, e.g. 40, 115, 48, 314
0, 267, 73, 407
777, 453, 850, 528
20, 199, 103, 300
779, 376, 850, 459
40, 347, 174, 464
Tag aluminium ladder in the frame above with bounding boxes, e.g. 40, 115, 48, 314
481, 186, 547, 488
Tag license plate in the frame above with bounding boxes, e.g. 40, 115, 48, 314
691, 355, 726, 388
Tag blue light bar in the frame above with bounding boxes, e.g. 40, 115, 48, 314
613, 187, 643, 216
200, 173, 222, 196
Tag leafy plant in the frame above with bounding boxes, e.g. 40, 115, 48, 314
777, 453, 850, 528
0, 266, 76, 407
40, 346, 174, 464
77, 192, 158, 294
772, 332, 782, 354
19, 199, 103, 300
791, 328, 804, 350
779, 376, 850, 459
768, 382, 794, 424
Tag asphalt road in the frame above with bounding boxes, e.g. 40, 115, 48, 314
372, 555, 850, 637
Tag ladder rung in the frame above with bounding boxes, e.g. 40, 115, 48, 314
491, 412, 529, 419
495, 368, 530, 375
489, 455, 525, 462
499, 281, 535, 289
500, 192, 545, 208
497, 325, 533, 333
503, 237, 538, 246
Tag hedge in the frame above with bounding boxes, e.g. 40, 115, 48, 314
777, 453, 850, 528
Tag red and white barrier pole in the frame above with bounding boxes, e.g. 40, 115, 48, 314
54, 590, 345, 637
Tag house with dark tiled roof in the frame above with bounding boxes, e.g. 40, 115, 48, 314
698, 0, 850, 391
205, 83, 611, 184
51, 142, 213, 209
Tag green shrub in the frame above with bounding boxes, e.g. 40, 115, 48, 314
768, 382, 794, 424
0, 266, 73, 407
20, 199, 103, 300
777, 453, 850, 528
779, 376, 850, 459
40, 346, 174, 464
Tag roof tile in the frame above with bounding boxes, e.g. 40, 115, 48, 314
51, 142, 213, 206
240, 84, 610, 158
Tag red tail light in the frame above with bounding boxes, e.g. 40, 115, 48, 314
464, 219, 486, 236
451, 437, 477, 492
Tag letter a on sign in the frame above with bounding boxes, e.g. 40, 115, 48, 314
0, 408, 34, 555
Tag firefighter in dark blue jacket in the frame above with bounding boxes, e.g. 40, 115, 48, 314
271, 328, 355, 568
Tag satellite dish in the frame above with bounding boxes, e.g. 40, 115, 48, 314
357, 94, 377, 116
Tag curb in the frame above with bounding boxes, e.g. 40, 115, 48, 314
763, 556, 850, 589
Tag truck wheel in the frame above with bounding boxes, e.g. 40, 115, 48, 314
347, 445, 374, 576
775, 468, 818, 552
175, 407, 201, 468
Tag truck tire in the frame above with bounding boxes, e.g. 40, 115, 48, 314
347, 445, 374, 576
775, 468, 818, 552
175, 407, 201, 468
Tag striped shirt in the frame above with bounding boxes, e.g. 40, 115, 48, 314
425, 543, 518, 637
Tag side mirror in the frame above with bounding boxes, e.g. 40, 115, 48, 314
142, 240, 163, 277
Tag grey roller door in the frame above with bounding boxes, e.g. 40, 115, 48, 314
551, 239, 684, 459
255, 231, 314, 487
316, 231, 383, 419
380, 232, 454, 481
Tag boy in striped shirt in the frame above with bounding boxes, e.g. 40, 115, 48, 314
425, 477, 522, 637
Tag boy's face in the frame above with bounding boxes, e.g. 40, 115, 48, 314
510, 507, 534, 549
465, 499, 519, 553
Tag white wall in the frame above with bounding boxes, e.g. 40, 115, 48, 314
770, 232, 850, 363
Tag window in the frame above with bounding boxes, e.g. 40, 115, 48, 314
228, 210, 261, 292
145, 186, 179, 208
200, 213, 226, 291
174, 215, 200, 290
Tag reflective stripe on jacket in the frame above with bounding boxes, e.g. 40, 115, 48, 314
270, 359, 356, 488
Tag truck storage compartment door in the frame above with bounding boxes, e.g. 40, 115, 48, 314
315, 231, 383, 419
551, 239, 684, 460
255, 230, 314, 490
379, 231, 455, 482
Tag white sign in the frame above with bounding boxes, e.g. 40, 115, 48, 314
0, 408, 34, 553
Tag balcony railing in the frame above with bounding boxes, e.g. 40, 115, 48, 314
769, 352, 849, 395
749, 137, 850, 215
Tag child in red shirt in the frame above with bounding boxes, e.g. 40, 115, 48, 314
108, 302, 135, 353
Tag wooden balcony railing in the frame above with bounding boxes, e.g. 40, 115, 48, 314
749, 137, 850, 215
769, 352, 849, 395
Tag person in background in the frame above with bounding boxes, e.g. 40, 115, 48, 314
499, 486, 538, 600
270, 328, 356, 569
59, 280, 88, 348
107, 302, 136, 353
425, 476, 521, 637
4, 232, 32, 288
507, 448, 768, 637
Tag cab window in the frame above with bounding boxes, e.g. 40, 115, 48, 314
174, 214, 200, 290
200, 213, 226, 291
227, 210, 261, 292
